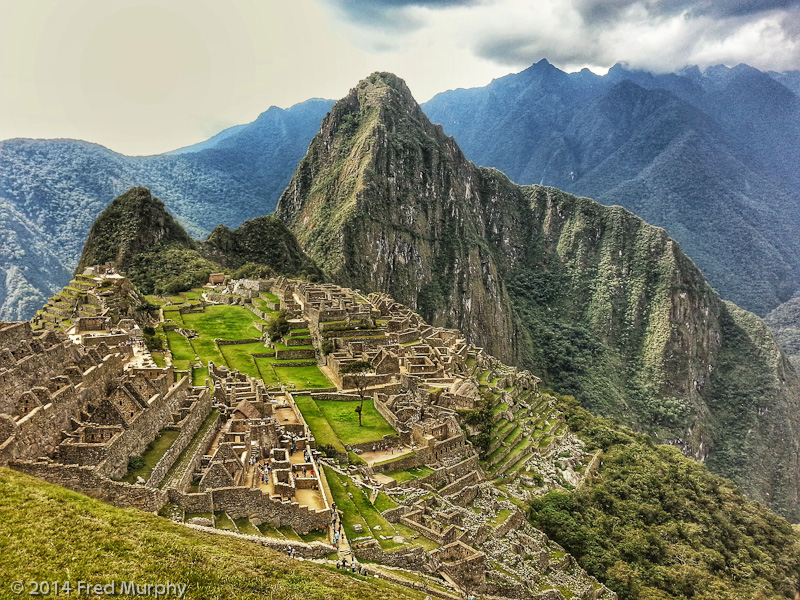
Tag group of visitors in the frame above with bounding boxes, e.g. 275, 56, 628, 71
331, 503, 342, 548
257, 460, 272, 484
371, 443, 401, 455
291, 463, 315, 479
336, 556, 365, 575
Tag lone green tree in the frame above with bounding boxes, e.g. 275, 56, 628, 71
266, 310, 291, 342
340, 360, 374, 427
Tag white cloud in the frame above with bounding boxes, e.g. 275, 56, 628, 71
1, 0, 799, 154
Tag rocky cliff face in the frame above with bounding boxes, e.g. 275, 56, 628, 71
276, 73, 800, 519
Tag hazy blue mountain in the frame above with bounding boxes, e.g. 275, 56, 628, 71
0, 98, 333, 320
422, 60, 800, 316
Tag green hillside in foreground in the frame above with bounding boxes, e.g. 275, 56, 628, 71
0, 469, 424, 600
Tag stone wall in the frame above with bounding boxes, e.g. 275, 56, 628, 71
11, 460, 168, 512
439, 470, 482, 497
373, 397, 399, 430
275, 348, 315, 360
372, 451, 428, 475
97, 376, 193, 479
217, 338, 263, 346
147, 391, 212, 488
210, 486, 330, 534
446, 483, 481, 507
82, 333, 130, 347
169, 489, 213, 513
175, 414, 223, 491
247, 304, 268, 320
353, 544, 427, 571
5, 353, 126, 465
183, 523, 334, 559
493, 510, 525, 538
0, 322, 32, 351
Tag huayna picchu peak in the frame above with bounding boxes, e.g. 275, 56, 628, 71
277, 72, 800, 523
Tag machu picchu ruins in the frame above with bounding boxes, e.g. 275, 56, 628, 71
0, 268, 617, 599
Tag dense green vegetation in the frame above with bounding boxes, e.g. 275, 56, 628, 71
202, 215, 323, 281
528, 394, 800, 600
0, 468, 425, 600
75, 188, 323, 296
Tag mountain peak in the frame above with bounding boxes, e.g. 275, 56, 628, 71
76, 187, 193, 273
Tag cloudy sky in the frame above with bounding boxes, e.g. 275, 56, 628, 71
1, 0, 798, 155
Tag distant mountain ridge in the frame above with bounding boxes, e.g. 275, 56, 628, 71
3, 60, 800, 325
422, 60, 800, 316
0, 99, 333, 320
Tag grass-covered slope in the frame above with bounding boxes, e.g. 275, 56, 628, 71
528, 394, 800, 600
275, 72, 800, 520
0, 468, 423, 600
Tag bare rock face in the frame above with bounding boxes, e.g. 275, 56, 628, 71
276, 72, 800, 520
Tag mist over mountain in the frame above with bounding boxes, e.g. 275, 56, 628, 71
0, 99, 333, 320
422, 60, 800, 316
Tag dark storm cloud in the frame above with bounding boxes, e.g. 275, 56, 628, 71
475, 34, 604, 68
575, 0, 800, 24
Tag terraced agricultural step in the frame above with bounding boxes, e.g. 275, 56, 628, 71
501, 449, 536, 479
493, 439, 533, 475
488, 432, 523, 469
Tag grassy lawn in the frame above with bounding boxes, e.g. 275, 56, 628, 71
119, 429, 180, 484
162, 310, 185, 326
233, 518, 261, 536
214, 511, 237, 531
254, 357, 280, 386
1, 469, 430, 599
300, 529, 329, 544
257, 522, 284, 538
334, 472, 403, 550
181, 305, 261, 340
273, 365, 332, 390
373, 492, 398, 512
315, 398, 395, 445
322, 466, 370, 542
262, 291, 280, 303
188, 337, 225, 367
151, 352, 166, 367
278, 526, 303, 542
220, 344, 264, 379
165, 331, 195, 361
273, 341, 314, 351
192, 366, 209, 387
294, 396, 345, 453
384, 465, 434, 483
